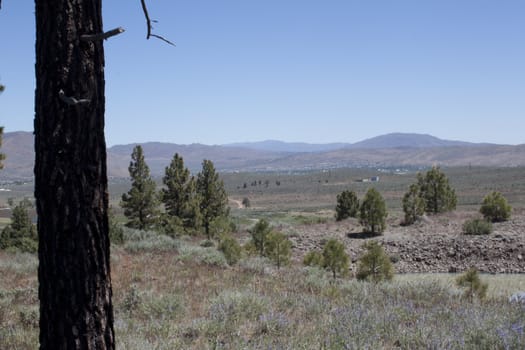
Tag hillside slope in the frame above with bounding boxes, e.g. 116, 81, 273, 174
1, 131, 524, 179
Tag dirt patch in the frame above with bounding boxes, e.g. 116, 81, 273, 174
290, 209, 525, 274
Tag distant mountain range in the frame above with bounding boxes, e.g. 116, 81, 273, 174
1, 131, 523, 180
225, 133, 490, 153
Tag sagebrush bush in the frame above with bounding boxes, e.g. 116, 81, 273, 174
178, 243, 228, 267
238, 256, 272, 275
208, 290, 268, 323
139, 292, 185, 321
199, 239, 215, 248
124, 230, 179, 253
0, 254, 38, 277
218, 235, 242, 265
480, 191, 511, 223
463, 218, 492, 235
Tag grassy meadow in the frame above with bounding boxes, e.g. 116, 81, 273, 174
1, 166, 525, 348
1, 242, 525, 349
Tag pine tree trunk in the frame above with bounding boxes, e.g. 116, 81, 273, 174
35, 0, 115, 348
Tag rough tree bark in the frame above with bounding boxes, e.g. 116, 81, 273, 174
34, 0, 114, 348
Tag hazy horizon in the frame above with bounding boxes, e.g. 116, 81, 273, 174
3, 129, 522, 148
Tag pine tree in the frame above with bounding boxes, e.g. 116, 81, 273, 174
402, 183, 425, 225
356, 241, 394, 283
265, 231, 292, 269
181, 177, 203, 231
27, 1, 171, 346
480, 191, 512, 223
456, 268, 488, 301
251, 218, 272, 256
359, 188, 388, 234
322, 238, 349, 279
33, 1, 116, 346
335, 190, 359, 221
303, 250, 324, 267
121, 145, 159, 230
196, 159, 229, 238
417, 166, 457, 214
162, 153, 190, 217
161, 153, 201, 230
0, 199, 37, 253
218, 234, 242, 265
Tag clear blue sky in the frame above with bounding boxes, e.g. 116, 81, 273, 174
1, 1, 524, 146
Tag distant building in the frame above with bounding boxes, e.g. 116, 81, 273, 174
355, 176, 379, 183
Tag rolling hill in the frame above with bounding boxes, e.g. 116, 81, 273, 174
1, 131, 524, 180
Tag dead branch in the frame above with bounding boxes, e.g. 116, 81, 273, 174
58, 90, 90, 106
140, 0, 175, 46
81, 27, 125, 42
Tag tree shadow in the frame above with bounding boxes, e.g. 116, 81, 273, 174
347, 231, 382, 239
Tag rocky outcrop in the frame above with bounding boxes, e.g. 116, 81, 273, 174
290, 212, 525, 274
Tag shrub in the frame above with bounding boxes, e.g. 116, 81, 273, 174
155, 213, 184, 238
208, 290, 268, 324
359, 188, 387, 234
243, 240, 258, 257
19, 307, 39, 329
218, 235, 242, 265
200, 239, 215, 247
178, 243, 228, 267
242, 197, 251, 208
123, 228, 180, 252
463, 218, 492, 235
122, 284, 142, 316
238, 256, 272, 275
356, 241, 394, 282
322, 239, 349, 279
264, 232, 292, 269
208, 215, 232, 241
480, 191, 511, 223
303, 251, 324, 267
335, 190, 359, 221
108, 208, 125, 244
141, 293, 184, 321
456, 268, 488, 301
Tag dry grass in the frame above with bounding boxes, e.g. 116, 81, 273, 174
2, 243, 525, 349
2, 166, 525, 348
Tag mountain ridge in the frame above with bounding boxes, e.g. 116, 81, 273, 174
1, 131, 523, 180
222, 133, 497, 153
